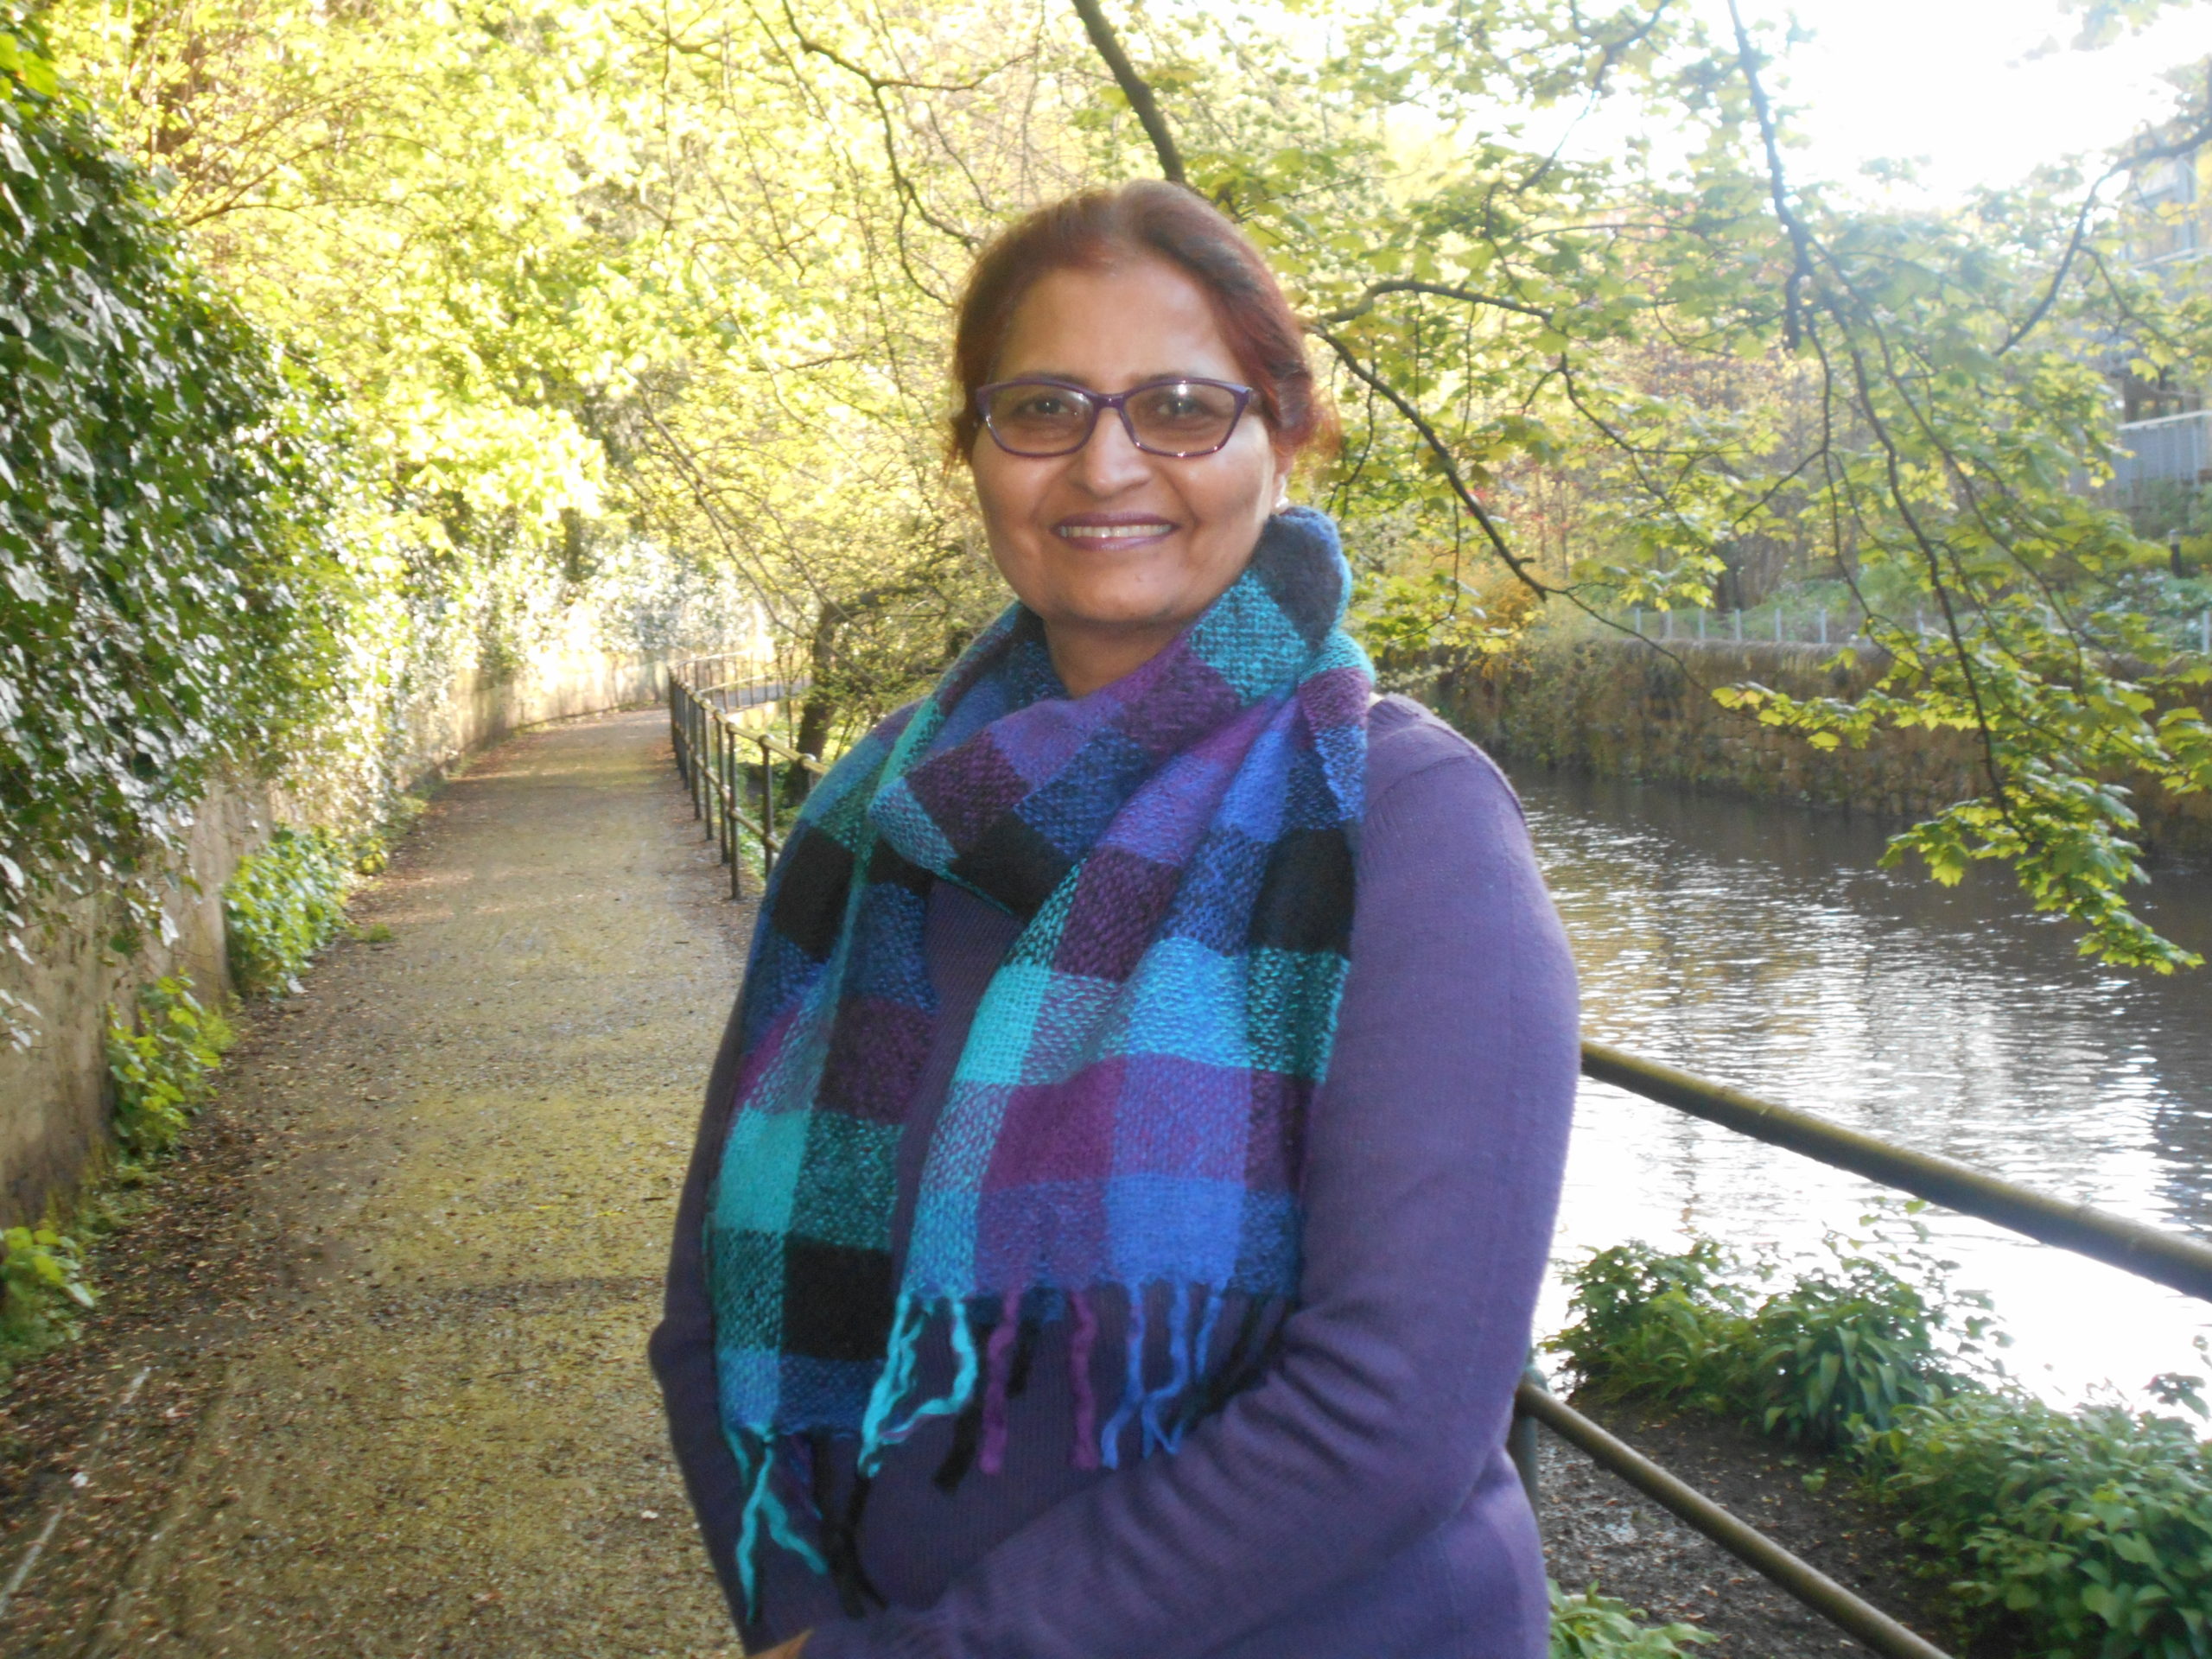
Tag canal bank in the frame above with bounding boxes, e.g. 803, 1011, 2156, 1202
1421, 631, 2212, 858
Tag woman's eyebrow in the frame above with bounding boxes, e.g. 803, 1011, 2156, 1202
1001, 370, 1216, 387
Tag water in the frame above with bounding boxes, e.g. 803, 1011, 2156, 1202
1516, 766, 2212, 1409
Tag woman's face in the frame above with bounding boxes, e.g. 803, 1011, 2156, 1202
969, 257, 1293, 696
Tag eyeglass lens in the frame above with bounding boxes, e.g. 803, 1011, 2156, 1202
983, 380, 1245, 457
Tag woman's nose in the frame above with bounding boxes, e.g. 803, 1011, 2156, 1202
1068, 407, 1153, 495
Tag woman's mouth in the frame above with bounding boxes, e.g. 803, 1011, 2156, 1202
1054, 517, 1177, 543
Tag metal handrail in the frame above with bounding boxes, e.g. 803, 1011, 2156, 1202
1519, 1384, 1950, 1659
666, 667, 813, 895
1582, 1042, 2212, 1305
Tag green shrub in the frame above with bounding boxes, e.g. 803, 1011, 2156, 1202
105, 974, 234, 1158
0, 1223, 96, 1378
1548, 1582, 1713, 1657
1867, 1388, 2212, 1659
1554, 1230, 2212, 1658
224, 826, 359, 995
1551, 1220, 1987, 1450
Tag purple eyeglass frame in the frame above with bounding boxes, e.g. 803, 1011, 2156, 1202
974, 375, 1256, 458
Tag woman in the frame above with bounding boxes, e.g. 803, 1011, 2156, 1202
652, 180, 1579, 1659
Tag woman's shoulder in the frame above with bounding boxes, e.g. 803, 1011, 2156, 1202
1362, 693, 1523, 825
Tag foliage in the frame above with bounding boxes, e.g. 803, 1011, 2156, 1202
1550, 1220, 1990, 1450
224, 827, 359, 997
0, 1223, 96, 1379
1555, 1231, 2212, 1657
1548, 1580, 1713, 1658
1869, 1384, 2212, 1659
0, 2, 345, 1043
21, 0, 2212, 970
104, 974, 235, 1160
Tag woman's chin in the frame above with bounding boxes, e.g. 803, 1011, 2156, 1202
1044, 599, 1196, 639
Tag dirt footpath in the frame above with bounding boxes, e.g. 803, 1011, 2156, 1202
0, 709, 756, 1657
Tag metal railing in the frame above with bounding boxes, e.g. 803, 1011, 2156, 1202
1625, 602, 2212, 658
2117, 408, 2212, 496
667, 667, 823, 897
1541, 1045, 2212, 1658
658, 656, 2212, 1659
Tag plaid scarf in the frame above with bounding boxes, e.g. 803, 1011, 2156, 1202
704, 508, 1371, 1606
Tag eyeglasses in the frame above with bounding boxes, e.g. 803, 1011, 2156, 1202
976, 376, 1256, 459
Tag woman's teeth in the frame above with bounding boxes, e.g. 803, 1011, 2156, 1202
1059, 523, 1173, 539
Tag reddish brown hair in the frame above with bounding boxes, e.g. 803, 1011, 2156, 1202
948, 181, 1333, 464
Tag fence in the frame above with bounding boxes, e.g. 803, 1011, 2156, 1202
667, 666, 818, 898
664, 658, 2212, 1659
2116, 409, 2212, 498
1628, 602, 2212, 656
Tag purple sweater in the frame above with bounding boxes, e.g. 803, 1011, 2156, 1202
651, 696, 1580, 1658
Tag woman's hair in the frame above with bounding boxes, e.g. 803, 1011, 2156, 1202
948, 180, 1334, 464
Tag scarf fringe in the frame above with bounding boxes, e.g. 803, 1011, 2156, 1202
728, 1284, 1282, 1611
857, 1294, 979, 1478
728, 1430, 827, 1621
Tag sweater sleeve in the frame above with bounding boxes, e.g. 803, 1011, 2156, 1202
804, 721, 1582, 1659
649, 992, 752, 1628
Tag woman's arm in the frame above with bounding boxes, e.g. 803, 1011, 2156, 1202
805, 718, 1581, 1659
649, 993, 753, 1628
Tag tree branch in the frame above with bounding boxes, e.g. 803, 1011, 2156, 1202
1308, 322, 1555, 600
1067, 0, 1185, 185
2001, 78, 2212, 353
1318, 279, 1552, 325
1725, 0, 1815, 350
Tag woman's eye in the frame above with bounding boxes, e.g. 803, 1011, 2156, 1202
1134, 385, 1226, 426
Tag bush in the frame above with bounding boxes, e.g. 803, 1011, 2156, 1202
1551, 1221, 1987, 1450
1548, 1582, 1713, 1657
1553, 1229, 2212, 1658
224, 826, 359, 995
105, 974, 234, 1158
0, 1224, 96, 1379
1868, 1389, 2212, 1659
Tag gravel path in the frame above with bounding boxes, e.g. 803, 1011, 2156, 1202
2, 708, 755, 1656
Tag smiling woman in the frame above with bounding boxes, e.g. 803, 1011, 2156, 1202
651, 181, 1582, 1659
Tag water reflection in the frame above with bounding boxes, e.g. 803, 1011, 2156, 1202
1516, 766, 2212, 1407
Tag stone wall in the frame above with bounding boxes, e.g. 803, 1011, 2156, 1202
0, 648, 677, 1230
1419, 632, 2212, 856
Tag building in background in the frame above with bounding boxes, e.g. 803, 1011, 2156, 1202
2113, 119, 2211, 528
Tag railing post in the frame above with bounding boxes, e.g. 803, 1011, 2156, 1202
720, 716, 741, 890
692, 694, 707, 820
760, 735, 776, 869
669, 671, 682, 779
709, 710, 725, 845
727, 727, 744, 899
1508, 1363, 1546, 1529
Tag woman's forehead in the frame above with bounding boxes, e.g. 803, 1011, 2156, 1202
994, 258, 1242, 384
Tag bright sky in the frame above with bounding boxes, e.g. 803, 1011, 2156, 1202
1731, 0, 2212, 200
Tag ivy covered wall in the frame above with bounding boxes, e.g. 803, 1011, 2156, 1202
0, 10, 759, 1225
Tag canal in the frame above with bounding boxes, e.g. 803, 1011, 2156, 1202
1517, 765, 2212, 1409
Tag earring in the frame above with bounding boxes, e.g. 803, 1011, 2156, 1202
1273, 490, 1292, 512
